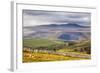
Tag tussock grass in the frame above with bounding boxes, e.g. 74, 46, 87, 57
23, 52, 86, 63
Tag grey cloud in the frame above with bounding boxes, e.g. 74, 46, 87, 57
23, 10, 91, 27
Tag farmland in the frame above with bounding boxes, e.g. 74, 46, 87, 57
23, 38, 91, 63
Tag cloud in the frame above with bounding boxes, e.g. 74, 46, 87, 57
23, 10, 91, 27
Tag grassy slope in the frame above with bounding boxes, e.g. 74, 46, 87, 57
57, 48, 90, 56
23, 38, 64, 48
23, 52, 85, 63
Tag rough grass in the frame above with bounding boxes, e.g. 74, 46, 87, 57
23, 52, 86, 63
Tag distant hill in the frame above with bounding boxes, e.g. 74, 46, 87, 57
39, 23, 89, 28
24, 23, 90, 41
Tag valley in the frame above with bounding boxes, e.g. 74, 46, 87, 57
23, 23, 91, 62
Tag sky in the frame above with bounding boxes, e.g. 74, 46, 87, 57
23, 10, 91, 27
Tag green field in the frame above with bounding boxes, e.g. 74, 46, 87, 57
23, 38, 65, 47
